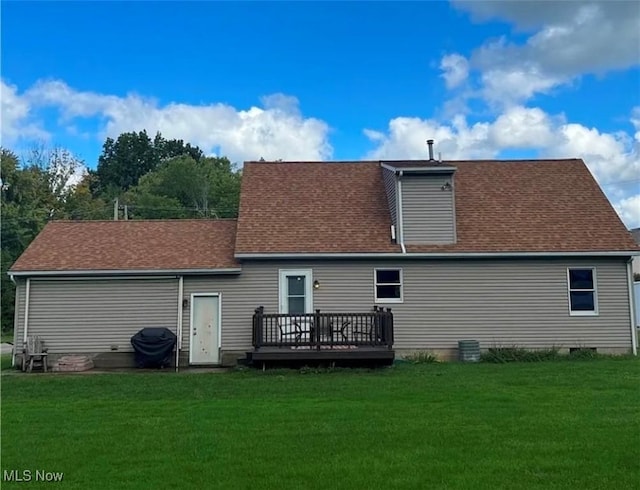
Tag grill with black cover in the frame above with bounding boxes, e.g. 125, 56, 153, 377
130, 327, 177, 368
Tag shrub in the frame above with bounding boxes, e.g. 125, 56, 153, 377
481, 346, 561, 363
568, 348, 601, 360
404, 351, 440, 364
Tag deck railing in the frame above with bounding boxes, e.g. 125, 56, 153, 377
252, 306, 394, 350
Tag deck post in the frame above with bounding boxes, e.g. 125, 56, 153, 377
386, 308, 394, 349
315, 309, 321, 350
372, 306, 379, 347
254, 306, 264, 350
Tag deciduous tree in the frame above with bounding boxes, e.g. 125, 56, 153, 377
94, 131, 205, 194
124, 155, 241, 219
1, 146, 89, 332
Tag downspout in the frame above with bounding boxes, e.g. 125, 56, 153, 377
9, 273, 16, 366
397, 171, 406, 254
627, 259, 637, 356
175, 276, 184, 371
21, 278, 31, 368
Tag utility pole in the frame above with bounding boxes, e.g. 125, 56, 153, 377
124, 205, 128, 220
113, 198, 119, 220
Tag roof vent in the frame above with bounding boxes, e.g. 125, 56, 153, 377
427, 139, 435, 161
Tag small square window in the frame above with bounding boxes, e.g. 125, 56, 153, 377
375, 269, 403, 303
567, 268, 597, 316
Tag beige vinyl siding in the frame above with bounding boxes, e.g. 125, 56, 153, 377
402, 175, 455, 244
182, 272, 277, 352
382, 167, 397, 229
19, 278, 178, 353
179, 258, 632, 353
395, 259, 630, 349
12, 257, 633, 360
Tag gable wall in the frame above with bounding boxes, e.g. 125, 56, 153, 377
401, 175, 456, 244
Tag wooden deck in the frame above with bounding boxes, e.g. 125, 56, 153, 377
250, 306, 395, 366
248, 346, 395, 364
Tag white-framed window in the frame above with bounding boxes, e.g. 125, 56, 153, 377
374, 268, 403, 303
567, 268, 598, 316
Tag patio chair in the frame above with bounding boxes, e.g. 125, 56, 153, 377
333, 321, 352, 342
352, 319, 375, 343
22, 336, 48, 373
278, 319, 312, 344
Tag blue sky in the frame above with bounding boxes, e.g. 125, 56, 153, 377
1, 1, 639, 226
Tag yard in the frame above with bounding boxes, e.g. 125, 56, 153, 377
1, 359, 638, 489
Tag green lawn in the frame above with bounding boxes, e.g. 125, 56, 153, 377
1, 331, 14, 344
1, 360, 639, 489
1, 354, 12, 371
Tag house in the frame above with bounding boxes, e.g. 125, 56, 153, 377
9, 158, 640, 367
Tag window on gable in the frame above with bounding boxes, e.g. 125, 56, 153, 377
567, 268, 598, 315
375, 269, 403, 303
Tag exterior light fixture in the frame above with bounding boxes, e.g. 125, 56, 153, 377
313, 280, 320, 290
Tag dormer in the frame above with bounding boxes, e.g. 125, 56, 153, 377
381, 159, 456, 246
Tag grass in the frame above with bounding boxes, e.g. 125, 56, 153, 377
1, 360, 639, 489
1, 354, 12, 371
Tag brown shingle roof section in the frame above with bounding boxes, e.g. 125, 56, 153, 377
12, 159, 638, 272
236, 159, 639, 254
10, 220, 239, 272
429, 159, 637, 253
235, 162, 401, 253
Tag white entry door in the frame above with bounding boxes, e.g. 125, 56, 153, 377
279, 269, 313, 314
190, 294, 220, 364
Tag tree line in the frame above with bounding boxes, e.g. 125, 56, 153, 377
1, 131, 242, 333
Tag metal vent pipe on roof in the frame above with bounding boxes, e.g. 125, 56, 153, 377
427, 139, 434, 160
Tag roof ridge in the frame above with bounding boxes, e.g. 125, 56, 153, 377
48, 218, 238, 223
244, 160, 380, 165
243, 158, 586, 166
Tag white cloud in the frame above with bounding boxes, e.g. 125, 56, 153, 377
479, 64, 564, 107
365, 106, 565, 160
632, 106, 640, 144
489, 106, 557, 148
364, 115, 493, 160
440, 54, 469, 89
448, 1, 640, 106
0, 80, 49, 145
546, 123, 639, 185
365, 105, 640, 227
615, 195, 640, 229
20, 79, 333, 163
